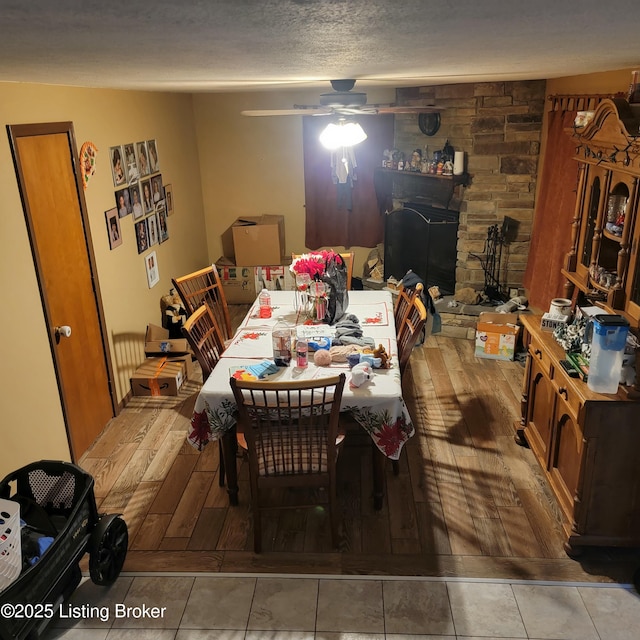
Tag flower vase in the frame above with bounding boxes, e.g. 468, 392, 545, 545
294, 273, 312, 320
308, 281, 327, 324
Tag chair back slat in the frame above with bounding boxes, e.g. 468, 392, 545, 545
173, 265, 232, 341
181, 304, 225, 378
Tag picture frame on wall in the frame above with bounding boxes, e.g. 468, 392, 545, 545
145, 251, 160, 289
141, 179, 153, 214
136, 140, 150, 177
129, 184, 144, 219
110, 145, 126, 187
123, 142, 139, 183
147, 139, 160, 173
115, 187, 132, 218
147, 212, 159, 247
164, 183, 174, 215
151, 173, 163, 205
158, 206, 169, 243
135, 219, 148, 254
105, 207, 122, 250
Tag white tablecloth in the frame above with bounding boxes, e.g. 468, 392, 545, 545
189, 290, 415, 460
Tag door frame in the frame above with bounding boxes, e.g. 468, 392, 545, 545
7, 121, 117, 459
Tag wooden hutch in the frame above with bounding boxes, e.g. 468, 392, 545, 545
517, 99, 640, 557
562, 98, 640, 325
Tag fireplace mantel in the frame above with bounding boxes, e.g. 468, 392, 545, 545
374, 167, 468, 212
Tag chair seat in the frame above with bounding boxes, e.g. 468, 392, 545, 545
237, 429, 346, 474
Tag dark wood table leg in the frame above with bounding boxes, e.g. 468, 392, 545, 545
371, 440, 385, 510
221, 429, 239, 506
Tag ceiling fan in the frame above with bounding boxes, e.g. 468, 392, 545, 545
240, 79, 443, 117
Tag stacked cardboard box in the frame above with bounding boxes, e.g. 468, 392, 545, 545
131, 358, 186, 397
130, 324, 194, 396
216, 257, 294, 303
217, 214, 292, 304
222, 215, 285, 266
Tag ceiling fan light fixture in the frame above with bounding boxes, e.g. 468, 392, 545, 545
319, 121, 367, 150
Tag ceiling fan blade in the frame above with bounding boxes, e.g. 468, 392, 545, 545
375, 105, 444, 114
241, 107, 332, 116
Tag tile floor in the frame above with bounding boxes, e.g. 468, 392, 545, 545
40, 572, 640, 640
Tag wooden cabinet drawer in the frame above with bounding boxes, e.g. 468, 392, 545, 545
528, 335, 552, 377
552, 366, 582, 420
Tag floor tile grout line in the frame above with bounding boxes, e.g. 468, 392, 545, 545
576, 584, 606, 640
110, 571, 635, 589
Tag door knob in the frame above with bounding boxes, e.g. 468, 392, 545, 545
54, 325, 72, 343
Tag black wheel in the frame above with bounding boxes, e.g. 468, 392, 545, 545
89, 515, 128, 585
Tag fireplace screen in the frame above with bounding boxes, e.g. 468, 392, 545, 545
384, 203, 459, 295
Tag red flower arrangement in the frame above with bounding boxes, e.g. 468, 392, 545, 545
290, 250, 338, 279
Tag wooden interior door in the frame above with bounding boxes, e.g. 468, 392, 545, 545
8, 122, 115, 459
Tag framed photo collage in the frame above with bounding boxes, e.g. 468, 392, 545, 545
108, 139, 173, 288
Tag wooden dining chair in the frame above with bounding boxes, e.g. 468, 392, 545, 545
172, 265, 233, 342
340, 252, 354, 290
291, 251, 354, 289
390, 295, 427, 476
182, 304, 227, 485
230, 373, 346, 553
393, 281, 424, 331
397, 295, 428, 376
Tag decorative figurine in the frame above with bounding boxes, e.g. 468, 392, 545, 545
411, 148, 422, 171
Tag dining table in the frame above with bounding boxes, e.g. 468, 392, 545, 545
188, 289, 415, 509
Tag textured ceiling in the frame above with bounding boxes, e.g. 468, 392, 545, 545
0, 0, 639, 93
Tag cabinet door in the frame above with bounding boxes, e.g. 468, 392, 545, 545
627, 235, 640, 322
596, 172, 637, 308
525, 356, 555, 467
576, 165, 609, 281
549, 397, 584, 527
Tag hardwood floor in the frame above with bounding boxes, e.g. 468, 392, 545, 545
79, 306, 640, 582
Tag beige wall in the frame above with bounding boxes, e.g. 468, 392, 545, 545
0, 83, 209, 475
192, 86, 396, 277
546, 68, 633, 96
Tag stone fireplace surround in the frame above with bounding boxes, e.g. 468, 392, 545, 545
392, 80, 545, 297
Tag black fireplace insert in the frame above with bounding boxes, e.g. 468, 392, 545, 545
384, 203, 459, 295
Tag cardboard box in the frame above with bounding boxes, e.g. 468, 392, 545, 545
215, 256, 294, 303
144, 324, 189, 355
167, 353, 195, 380
254, 260, 294, 292
475, 312, 520, 361
216, 257, 257, 304
131, 357, 185, 396
231, 215, 285, 266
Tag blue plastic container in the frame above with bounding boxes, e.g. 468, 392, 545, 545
587, 314, 629, 394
